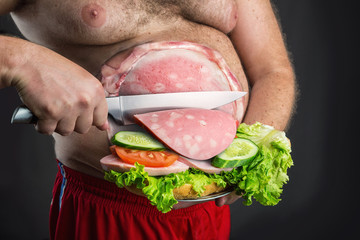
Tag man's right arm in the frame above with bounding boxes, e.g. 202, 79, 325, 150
0, 35, 109, 135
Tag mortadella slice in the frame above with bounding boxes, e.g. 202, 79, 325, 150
134, 108, 237, 160
100, 154, 189, 176
101, 41, 247, 121
178, 156, 233, 174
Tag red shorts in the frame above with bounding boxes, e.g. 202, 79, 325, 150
50, 161, 231, 240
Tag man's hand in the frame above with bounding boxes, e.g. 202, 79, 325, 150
2, 36, 108, 135
215, 191, 242, 207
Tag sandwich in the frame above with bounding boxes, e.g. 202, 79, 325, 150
100, 108, 293, 213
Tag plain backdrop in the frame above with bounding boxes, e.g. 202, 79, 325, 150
0, 1, 358, 239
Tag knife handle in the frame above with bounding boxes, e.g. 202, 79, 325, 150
11, 104, 123, 126
11, 105, 38, 124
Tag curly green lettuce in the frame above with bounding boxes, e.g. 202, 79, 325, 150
105, 163, 228, 213
234, 122, 293, 206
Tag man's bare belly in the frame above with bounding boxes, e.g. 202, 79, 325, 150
11, 1, 249, 179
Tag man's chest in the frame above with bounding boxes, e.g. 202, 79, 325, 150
13, 0, 237, 45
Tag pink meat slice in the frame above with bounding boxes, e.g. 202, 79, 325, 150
178, 157, 233, 174
101, 41, 246, 121
134, 108, 237, 160
100, 154, 189, 176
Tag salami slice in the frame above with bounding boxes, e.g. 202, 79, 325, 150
100, 154, 189, 176
134, 108, 237, 160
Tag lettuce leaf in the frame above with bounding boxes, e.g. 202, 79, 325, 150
235, 122, 293, 206
104, 163, 229, 213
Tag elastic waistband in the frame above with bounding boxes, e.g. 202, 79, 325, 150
56, 160, 216, 216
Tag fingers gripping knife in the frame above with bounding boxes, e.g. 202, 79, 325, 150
11, 91, 247, 125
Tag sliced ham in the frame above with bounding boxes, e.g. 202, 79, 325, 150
100, 154, 190, 176
178, 157, 233, 174
100, 152, 231, 176
101, 41, 246, 121
134, 108, 237, 160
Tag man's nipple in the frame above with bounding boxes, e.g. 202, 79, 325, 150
91, 10, 98, 17
81, 3, 106, 28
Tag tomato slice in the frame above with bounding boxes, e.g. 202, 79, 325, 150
113, 146, 178, 167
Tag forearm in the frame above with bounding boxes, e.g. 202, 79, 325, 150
0, 0, 24, 87
242, 68, 296, 131
0, 35, 28, 88
230, 0, 296, 131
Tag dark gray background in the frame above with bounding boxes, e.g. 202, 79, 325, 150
0, 1, 357, 239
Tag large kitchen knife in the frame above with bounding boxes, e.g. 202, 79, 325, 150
11, 91, 247, 125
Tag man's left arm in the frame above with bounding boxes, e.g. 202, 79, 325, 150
216, 0, 296, 206
232, 0, 296, 130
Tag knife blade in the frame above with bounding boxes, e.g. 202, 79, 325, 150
11, 91, 247, 125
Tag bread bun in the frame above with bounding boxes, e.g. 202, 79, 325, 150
125, 182, 226, 200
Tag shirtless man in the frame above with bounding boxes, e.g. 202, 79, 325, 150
0, 0, 295, 239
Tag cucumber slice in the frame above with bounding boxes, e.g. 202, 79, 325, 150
212, 138, 259, 168
111, 131, 166, 151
